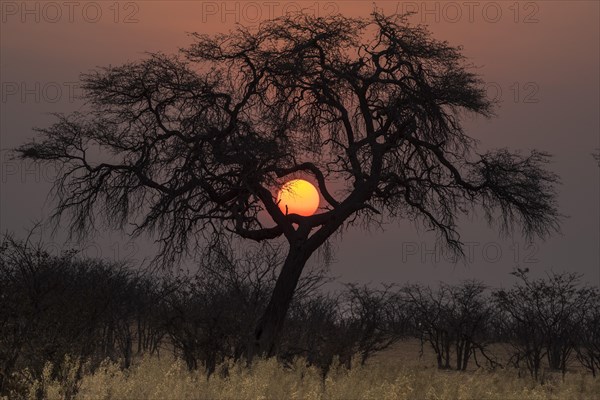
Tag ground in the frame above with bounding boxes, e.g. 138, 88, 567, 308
13, 339, 599, 400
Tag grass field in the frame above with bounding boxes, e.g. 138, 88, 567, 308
12, 340, 599, 400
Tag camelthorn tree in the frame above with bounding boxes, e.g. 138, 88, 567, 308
18, 12, 560, 358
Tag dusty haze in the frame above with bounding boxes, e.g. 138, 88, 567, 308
1, 1, 598, 288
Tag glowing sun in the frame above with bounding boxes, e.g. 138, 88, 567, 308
277, 179, 320, 216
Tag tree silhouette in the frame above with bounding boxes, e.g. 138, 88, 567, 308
494, 270, 596, 379
17, 12, 560, 358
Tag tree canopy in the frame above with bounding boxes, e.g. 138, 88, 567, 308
17, 12, 561, 356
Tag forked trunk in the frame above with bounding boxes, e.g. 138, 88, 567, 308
249, 244, 311, 360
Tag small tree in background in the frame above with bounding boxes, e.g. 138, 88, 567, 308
575, 289, 600, 377
342, 283, 407, 366
444, 281, 497, 371
493, 269, 597, 380
0, 234, 146, 395
402, 281, 495, 370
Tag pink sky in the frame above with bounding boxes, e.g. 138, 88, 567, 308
1, 1, 598, 287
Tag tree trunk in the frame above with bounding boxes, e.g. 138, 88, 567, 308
462, 341, 471, 371
249, 244, 310, 360
456, 340, 463, 370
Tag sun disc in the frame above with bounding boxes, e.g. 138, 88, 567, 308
277, 179, 320, 217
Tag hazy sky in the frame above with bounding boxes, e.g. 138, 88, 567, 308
1, 1, 598, 288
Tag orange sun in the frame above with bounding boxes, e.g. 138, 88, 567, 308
277, 179, 320, 216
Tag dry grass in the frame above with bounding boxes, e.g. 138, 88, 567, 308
8, 346, 599, 400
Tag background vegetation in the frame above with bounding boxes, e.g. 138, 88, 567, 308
1, 234, 598, 399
